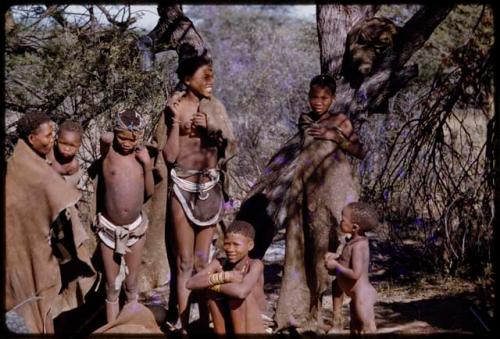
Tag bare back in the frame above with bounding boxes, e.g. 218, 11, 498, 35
101, 146, 145, 225
247, 259, 266, 312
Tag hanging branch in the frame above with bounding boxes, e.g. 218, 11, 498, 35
137, 4, 207, 71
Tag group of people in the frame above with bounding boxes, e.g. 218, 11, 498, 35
5, 44, 380, 335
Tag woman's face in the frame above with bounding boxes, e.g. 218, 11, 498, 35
185, 64, 214, 98
28, 121, 54, 157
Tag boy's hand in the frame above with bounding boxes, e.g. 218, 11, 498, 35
224, 270, 244, 283
191, 111, 208, 129
135, 146, 152, 168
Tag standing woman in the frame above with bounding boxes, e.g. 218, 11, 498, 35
162, 44, 236, 332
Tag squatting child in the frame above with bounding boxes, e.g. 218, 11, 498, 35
48, 120, 83, 186
94, 109, 154, 322
324, 202, 379, 334
186, 220, 267, 334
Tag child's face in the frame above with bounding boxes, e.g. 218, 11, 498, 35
340, 206, 355, 234
223, 232, 254, 264
28, 121, 54, 156
114, 130, 142, 154
56, 130, 81, 160
308, 85, 334, 115
185, 64, 214, 98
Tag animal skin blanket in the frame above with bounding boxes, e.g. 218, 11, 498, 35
240, 112, 360, 332
93, 303, 162, 334
5, 140, 95, 333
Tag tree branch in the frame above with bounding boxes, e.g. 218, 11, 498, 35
137, 4, 206, 71
328, 5, 454, 116
397, 5, 454, 67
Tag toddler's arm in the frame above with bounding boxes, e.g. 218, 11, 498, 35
325, 241, 369, 280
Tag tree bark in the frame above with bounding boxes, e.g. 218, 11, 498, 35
317, 4, 453, 117
317, 5, 379, 76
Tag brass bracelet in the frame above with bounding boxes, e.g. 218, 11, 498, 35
209, 284, 221, 292
209, 273, 217, 286
221, 271, 226, 284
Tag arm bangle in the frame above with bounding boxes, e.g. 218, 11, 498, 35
209, 284, 221, 292
340, 139, 350, 149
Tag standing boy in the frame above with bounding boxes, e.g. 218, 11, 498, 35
186, 220, 267, 334
93, 109, 154, 322
324, 202, 379, 334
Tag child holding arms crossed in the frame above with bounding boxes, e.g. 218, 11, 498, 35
186, 220, 267, 334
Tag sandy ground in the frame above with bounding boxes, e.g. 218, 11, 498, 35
137, 231, 490, 335
47, 229, 490, 335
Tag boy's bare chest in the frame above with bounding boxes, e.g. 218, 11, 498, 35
103, 151, 143, 179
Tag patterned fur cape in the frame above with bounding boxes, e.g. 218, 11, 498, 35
239, 112, 360, 331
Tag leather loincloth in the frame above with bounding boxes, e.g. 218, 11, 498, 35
93, 212, 148, 290
170, 167, 224, 227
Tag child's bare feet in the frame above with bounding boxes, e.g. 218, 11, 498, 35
327, 311, 346, 333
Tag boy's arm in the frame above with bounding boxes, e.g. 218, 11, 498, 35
143, 162, 154, 200
186, 260, 223, 290
334, 241, 369, 280
217, 260, 264, 299
162, 92, 183, 165
135, 146, 154, 200
100, 131, 113, 158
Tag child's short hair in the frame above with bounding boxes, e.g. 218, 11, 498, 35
59, 120, 83, 137
114, 109, 145, 132
346, 202, 379, 232
17, 111, 51, 142
310, 74, 336, 95
226, 220, 255, 240
177, 43, 212, 81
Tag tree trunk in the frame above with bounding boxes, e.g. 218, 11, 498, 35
317, 4, 453, 117
317, 5, 379, 76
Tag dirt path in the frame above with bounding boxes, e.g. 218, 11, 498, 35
132, 229, 491, 335
260, 232, 489, 335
